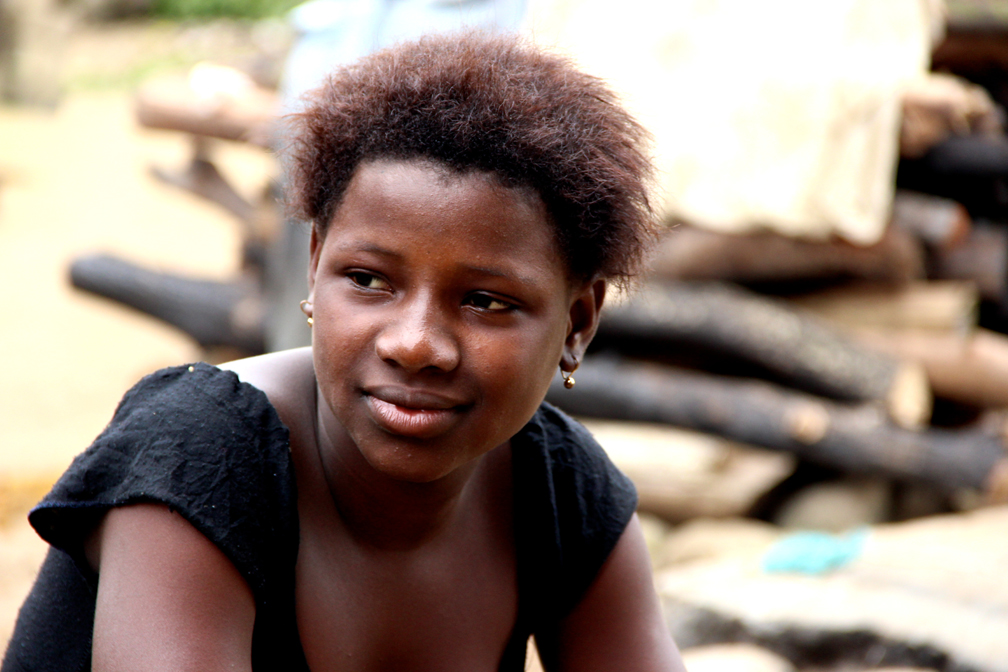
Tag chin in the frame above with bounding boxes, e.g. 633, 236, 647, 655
363, 444, 468, 484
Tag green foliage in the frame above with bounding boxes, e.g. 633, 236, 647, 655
151, 0, 301, 19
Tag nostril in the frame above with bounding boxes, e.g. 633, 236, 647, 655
375, 325, 460, 373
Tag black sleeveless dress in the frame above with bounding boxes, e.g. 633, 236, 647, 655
2, 363, 637, 672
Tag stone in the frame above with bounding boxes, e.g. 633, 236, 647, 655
638, 512, 674, 565
581, 420, 795, 522
773, 477, 891, 532
680, 643, 795, 672
656, 517, 781, 569
658, 506, 1008, 672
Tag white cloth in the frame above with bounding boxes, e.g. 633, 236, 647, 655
526, 0, 938, 244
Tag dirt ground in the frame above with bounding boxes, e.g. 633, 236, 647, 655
0, 18, 279, 648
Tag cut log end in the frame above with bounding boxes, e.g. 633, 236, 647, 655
886, 362, 933, 430
984, 457, 1008, 505
784, 401, 831, 445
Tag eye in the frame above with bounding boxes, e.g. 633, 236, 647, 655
465, 293, 514, 312
348, 271, 391, 291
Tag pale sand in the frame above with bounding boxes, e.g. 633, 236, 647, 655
0, 88, 276, 647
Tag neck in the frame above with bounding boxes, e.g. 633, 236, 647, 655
313, 391, 493, 550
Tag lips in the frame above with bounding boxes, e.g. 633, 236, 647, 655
364, 388, 467, 438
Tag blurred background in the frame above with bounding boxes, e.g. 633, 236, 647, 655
3, 1, 1008, 670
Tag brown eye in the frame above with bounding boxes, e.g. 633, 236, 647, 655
348, 272, 391, 291
466, 293, 513, 312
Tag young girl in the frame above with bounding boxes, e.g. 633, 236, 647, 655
4, 33, 685, 672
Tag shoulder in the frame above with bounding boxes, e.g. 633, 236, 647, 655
219, 347, 316, 436
30, 360, 300, 602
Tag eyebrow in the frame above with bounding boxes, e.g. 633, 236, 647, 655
337, 241, 544, 287
336, 241, 404, 259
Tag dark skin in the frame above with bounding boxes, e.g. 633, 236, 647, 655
85, 159, 686, 672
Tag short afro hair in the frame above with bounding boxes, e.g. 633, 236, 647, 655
285, 32, 658, 287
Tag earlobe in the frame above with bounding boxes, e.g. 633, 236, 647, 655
562, 278, 606, 368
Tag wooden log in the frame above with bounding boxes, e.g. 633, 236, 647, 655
134, 72, 278, 147
787, 281, 978, 333
933, 24, 1008, 84
598, 281, 932, 429
546, 357, 1004, 495
148, 140, 257, 225
928, 222, 1008, 301
850, 327, 1008, 409
922, 135, 1008, 177
899, 74, 1001, 160
69, 253, 265, 354
578, 420, 795, 522
650, 225, 925, 284
890, 190, 971, 250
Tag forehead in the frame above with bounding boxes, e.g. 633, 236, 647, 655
325, 159, 567, 283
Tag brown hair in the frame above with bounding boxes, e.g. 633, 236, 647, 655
285, 32, 658, 286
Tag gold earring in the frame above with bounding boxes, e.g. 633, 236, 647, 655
299, 299, 313, 327
561, 358, 579, 389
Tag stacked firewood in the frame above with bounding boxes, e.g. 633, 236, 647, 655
537, 19, 1008, 672
545, 73, 1008, 521
548, 220, 1008, 506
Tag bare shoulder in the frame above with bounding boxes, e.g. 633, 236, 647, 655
219, 347, 316, 433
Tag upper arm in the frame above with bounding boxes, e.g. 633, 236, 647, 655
89, 503, 256, 672
536, 514, 686, 672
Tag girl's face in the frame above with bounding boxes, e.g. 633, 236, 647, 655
307, 159, 602, 484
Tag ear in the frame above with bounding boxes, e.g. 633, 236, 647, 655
561, 278, 606, 372
307, 224, 322, 300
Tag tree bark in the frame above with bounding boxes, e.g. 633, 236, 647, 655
579, 420, 795, 522
649, 225, 925, 284
787, 280, 978, 333
546, 357, 1004, 494
851, 327, 1008, 409
890, 190, 971, 250
928, 223, 1008, 301
597, 281, 932, 429
134, 74, 277, 146
69, 253, 265, 354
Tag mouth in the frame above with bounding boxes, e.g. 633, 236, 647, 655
364, 388, 467, 439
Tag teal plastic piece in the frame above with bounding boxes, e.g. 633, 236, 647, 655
761, 528, 869, 575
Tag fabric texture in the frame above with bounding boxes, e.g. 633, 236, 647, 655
526, 0, 937, 244
2, 363, 637, 672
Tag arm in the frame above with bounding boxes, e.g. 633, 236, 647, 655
87, 503, 256, 672
536, 514, 686, 672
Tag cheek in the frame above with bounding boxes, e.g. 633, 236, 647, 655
310, 290, 376, 390
468, 318, 566, 424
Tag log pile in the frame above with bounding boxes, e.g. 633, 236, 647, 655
547, 185, 1008, 520
547, 357, 1004, 495
594, 281, 932, 429
538, 15, 1008, 672
542, 22, 1008, 672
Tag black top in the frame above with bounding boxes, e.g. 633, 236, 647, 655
2, 363, 637, 672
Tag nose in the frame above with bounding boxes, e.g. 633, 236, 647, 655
374, 295, 461, 374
